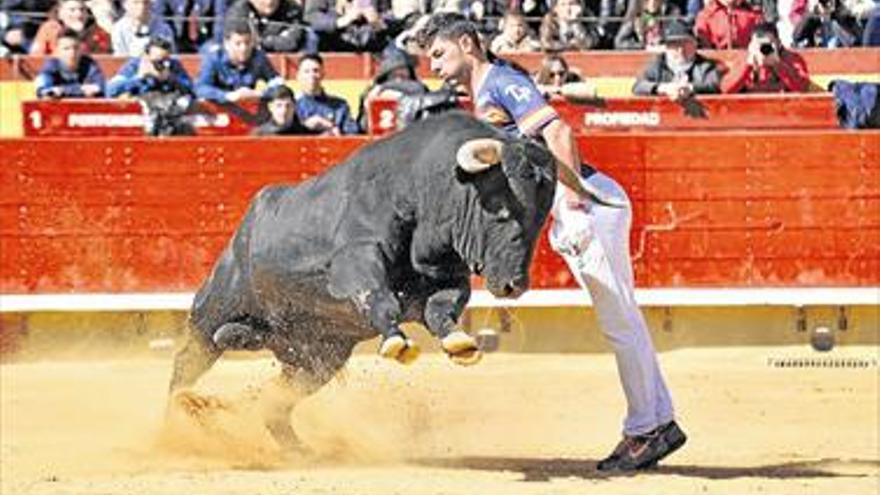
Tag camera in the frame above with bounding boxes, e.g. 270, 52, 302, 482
152, 58, 172, 72
759, 42, 775, 55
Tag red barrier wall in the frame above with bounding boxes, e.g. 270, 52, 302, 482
1, 131, 878, 294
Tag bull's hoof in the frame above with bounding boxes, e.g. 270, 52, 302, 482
442, 331, 483, 366
213, 322, 264, 351
379, 334, 420, 364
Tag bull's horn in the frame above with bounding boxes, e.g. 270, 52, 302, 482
456, 138, 504, 173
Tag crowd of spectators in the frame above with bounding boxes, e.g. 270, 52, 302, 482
3, 0, 879, 134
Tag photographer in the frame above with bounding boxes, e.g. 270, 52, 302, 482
792, 0, 861, 47
722, 22, 811, 94
107, 36, 193, 97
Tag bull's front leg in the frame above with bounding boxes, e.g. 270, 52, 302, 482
424, 283, 482, 366
328, 246, 419, 364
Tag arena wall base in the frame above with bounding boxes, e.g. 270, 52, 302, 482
1, 289, 877, 360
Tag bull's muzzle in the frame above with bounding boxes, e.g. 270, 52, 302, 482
487, 275, 528, 299
456, 138, 504, 173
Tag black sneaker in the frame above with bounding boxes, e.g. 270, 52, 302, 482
596, 420, 687, 472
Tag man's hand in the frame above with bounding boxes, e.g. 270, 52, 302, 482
657, 81, 693, 101
336, 8, 361, 28
303, 114, 336, 132
81, 84, 102, 97
137, 57, 160, 79
44, 86, 65, 98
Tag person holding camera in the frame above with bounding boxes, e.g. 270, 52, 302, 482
792, 0, 861, 47
35, 28, 105, 98
722, 22, 811, 93
107, 36, 193, 97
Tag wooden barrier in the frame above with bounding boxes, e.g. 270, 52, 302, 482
367, 94, 839, 135
21, 99, 262, 137
1, 130, 877, 294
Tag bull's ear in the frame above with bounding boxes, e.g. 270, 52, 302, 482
456, 138, 504, 173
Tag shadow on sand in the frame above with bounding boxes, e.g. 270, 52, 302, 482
413, 456, 879, 482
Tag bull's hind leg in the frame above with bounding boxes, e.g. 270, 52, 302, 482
169, 322, 222, 393
259, 338, 356, 453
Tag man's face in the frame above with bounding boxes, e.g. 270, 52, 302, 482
428, 36, 471, 86
146, 45, 171, 67
268, 97, 295, 126
125, 0, 151, 21
224, 32, 254, 65
297, 59, 323, 94
554, 0, 583, 21
58, 0, 87, 31
249, 0, 279, 16
504, 17, 527, 42
55, 36, 80, 69
665, 38, 696, 64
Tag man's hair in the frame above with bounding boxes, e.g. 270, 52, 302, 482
264, 84, 295, 101
751, 21, 779, 39
298, 52, 323, 67
146, 35, 173, 52
224, 19, 253, 39
57, 27, 81, 43
418, 12, 481, 50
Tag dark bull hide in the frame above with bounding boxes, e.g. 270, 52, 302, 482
169, 111, 557, 450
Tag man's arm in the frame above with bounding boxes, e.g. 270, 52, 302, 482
541, 118, 586, 205
774, 52, 811, 92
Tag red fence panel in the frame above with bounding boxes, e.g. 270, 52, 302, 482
1, 131, 878, 294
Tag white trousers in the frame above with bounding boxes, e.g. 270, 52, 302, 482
549, 171, 675, 436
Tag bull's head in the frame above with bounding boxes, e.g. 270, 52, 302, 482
454, 138, 556, 298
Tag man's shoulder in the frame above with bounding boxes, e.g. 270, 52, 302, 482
320, 93, 349, 107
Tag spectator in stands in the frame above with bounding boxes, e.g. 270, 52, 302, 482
532, 52, 588, 97
34, 28, 105, 97
490, 11, 540, 53
864, 4, 880, 45
539, 0, 601, 51
632, 20, 722, 98
295, 52, 360, 134
253, 84, 315, 134
599, 0, 636, 48
30, 0, 111, 54
87, 0, 119, 34
112, 0, 176, 56
615, 0, 683, 49
304, 0, 393, 51
107, 35, 192, 96
2, 0, 57, 54
356, 47, 427, 129
152, 0, 225, 53
195, 19, 282, 102
224, 0, 317, 53
722, 22, 810, 93
792, 0, 861, 46
695, 0, 765, 48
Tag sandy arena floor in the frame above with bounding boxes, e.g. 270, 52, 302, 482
2, 345, 878, 495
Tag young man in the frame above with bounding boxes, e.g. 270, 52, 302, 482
295, 53, 360, 135
107, 35, 192, 97
253, 85, 313, 136
195, 19, 283, 103
35, 28, 105, 98
420, 12, 686, 472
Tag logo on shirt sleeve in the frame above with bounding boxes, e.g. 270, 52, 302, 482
504, 84, 534, 103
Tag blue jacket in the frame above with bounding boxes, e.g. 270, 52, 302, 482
107, 57, 194, 97
831, 80, 880, 129
34, 55, 105, 98
195, 44, 281, 102
296, 92, 360, 135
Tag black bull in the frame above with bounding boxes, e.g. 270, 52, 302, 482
168, 112, 557, 448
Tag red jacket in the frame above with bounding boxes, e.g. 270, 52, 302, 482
721, 50, 811, 93
695, 0, 765, 49
30, 19, 111, 56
